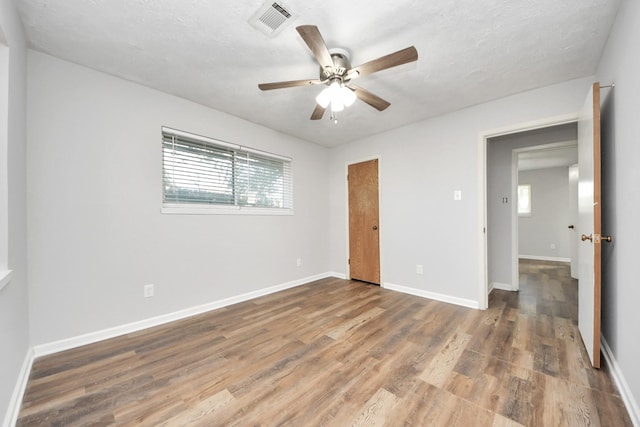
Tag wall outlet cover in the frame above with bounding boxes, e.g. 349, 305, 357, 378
144, 284, 154, 298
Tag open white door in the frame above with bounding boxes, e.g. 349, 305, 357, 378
577, 82, 602, 368
568, 164, 579, 279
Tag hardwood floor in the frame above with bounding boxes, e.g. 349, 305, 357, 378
17, 260, 632, 426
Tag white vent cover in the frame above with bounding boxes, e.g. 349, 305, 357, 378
249, 2, 296, 37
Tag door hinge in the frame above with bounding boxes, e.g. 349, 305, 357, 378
348, 259, 350, 265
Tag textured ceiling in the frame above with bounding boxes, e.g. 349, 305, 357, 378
518, 145, 578, 171
16, 0, 621, 147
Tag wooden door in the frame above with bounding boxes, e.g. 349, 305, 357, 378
577, 82, 602, 368
348, 159, 380, 284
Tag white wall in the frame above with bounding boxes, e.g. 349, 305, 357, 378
26, 51, 330, 346
0, 0, 29, 423
328, 77, 592, 306
0, 32, 7, 274
518, 167, 571, 260
597, 0, 640, 421
487, 124, 576, 289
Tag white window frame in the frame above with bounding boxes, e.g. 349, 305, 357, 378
517, 183, 531, 217
161, 127, 293, 215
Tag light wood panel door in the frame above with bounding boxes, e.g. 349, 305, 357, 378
578, 82, 602, 368
348, 159, 380, 284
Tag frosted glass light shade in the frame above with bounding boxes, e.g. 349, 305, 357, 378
315, 81, 355, 112
331, 98, 344, 112
342, 87, 356, 107
315, 88, 331, 108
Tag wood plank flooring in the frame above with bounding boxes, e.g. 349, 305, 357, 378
17, 260, 632, 426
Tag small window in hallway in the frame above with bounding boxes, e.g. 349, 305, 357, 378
518, 184, 531, 216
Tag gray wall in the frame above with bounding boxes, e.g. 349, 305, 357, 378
487, 124, 577, 289
26, 51, 330, 345
0, 0, 29, 423
597, 0, 640, 416
518, 167, 571, 260
328, 78, 591, 307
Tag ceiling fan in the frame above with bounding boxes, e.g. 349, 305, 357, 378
258, 25, 418, 121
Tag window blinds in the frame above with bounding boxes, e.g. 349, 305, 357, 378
162, 127, 293, 210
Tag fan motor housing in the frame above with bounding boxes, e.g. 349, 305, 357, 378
321, 48, 351, 79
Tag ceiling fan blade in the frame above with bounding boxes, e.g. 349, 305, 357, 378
350, 85, 391, 111
310, 104, 326, 120
296, 25, 334, 71
258, 79, 323, 91
347, 46, 418, 79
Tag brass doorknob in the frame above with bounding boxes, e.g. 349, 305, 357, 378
603, 235, 613, 243
581, 234, 593, 242
372, 225, 378, 230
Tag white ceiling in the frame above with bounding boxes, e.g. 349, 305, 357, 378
15, 0, 621, 147
518, 144, 578, 171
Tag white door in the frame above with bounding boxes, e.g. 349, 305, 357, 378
568, 164, 579, 279
577, 82, 602, 368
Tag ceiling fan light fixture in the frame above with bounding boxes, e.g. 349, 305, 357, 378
316, 80, 355, 112
258, 25, 418, 121
331, 97, 344, 112
341, 86, 357, 107
315, 87, 331, 108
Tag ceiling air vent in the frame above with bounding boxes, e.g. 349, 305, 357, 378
249, 2, 296, 37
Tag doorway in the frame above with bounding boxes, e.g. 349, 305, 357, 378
348, 159, 381, 284
481, 85, 604, 369
515, 143, 578, 273
485, 122, 578, 296
480, 116, 578, 308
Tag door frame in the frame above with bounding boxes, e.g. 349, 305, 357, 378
511, 140, 578, 291
478, 113, 578, 309
345, 155, 383, 284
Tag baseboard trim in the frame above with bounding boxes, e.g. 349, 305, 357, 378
490, 282, 515, 292
382, 282, 479, 309
328, 271, 347, 280
601, 337, 640, 427
33, 272, 336, 358
519, 255, 570, 263
2, 348, 34, 427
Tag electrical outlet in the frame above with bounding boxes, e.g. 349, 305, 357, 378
550, 243, 556, 249
296, 258, 302, 267
453, 190, 462, 201
144, 284, 154, 298
416, 265, 424, 275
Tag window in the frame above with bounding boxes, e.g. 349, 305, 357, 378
161, 127, 293, 214
517, 184, 531, 216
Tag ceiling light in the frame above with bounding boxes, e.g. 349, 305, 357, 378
315, 80, 356, 114
341, 86, 356, 107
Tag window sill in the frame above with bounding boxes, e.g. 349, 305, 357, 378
0, 270, 13, 292
161, 205, 294, 216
